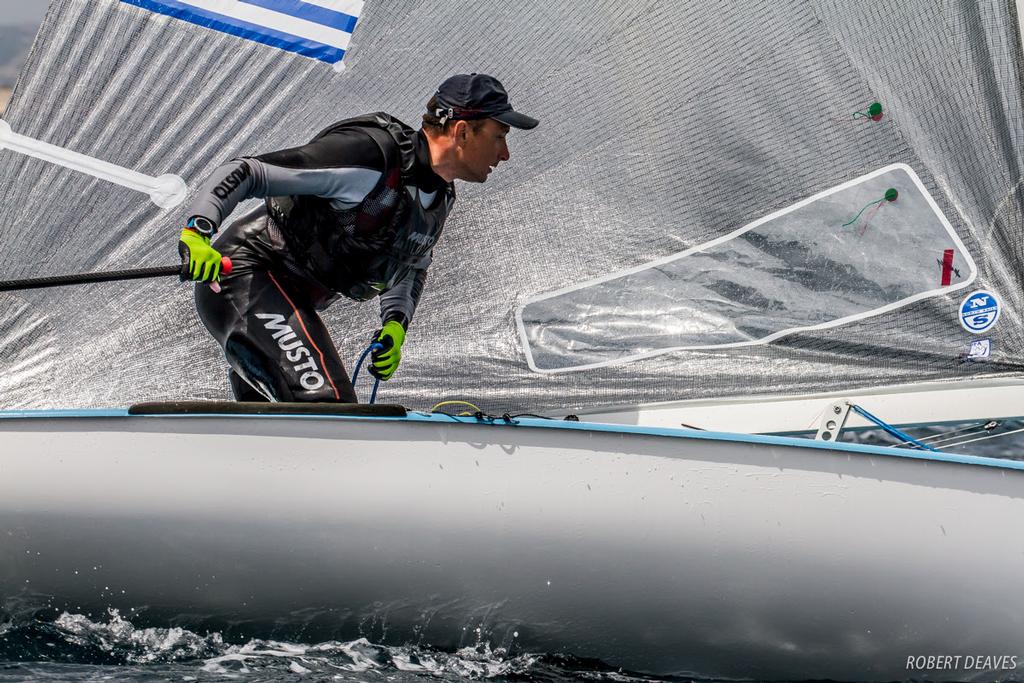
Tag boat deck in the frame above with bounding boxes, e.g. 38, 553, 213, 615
1, 402, 1022, 472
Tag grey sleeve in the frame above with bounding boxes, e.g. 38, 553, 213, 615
183, 157, 382, 228
380, 266, 430, 329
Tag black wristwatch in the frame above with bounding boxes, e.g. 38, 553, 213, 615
186, 216, 217, 237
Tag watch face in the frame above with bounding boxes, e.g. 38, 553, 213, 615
189, 217, 215, 235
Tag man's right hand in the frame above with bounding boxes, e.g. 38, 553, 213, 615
178, 228, 223, 282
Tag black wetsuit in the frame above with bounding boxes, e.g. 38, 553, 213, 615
186, 113, 455, 402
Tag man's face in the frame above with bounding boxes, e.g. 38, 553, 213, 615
456, 118, 511, 183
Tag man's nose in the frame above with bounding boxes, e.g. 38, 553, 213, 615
499, 141, 510, 162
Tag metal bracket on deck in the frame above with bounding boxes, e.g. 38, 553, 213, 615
816, 401, 851, 441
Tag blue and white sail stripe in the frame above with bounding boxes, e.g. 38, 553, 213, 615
121, 0, 363, 65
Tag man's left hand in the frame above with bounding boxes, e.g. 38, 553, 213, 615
178, 228, 223, 282
369, 320, 406, 381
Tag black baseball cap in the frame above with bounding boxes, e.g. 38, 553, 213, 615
433, 73, 539, 130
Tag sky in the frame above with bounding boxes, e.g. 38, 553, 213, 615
0, 1, 48, 26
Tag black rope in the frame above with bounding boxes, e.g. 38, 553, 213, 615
0, 265, 181, 292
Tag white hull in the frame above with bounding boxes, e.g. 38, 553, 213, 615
1, 409, 1022, 680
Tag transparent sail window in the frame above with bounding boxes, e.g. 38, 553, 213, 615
517, 164, 977, 374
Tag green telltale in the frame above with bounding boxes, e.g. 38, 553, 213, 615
884, 188, 898, 202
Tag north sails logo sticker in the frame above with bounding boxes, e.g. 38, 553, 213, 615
959, 290, 1000, 334
256, 313, 325, 390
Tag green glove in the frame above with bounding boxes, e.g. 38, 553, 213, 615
178, 228, 223, 282
369, 320, 406, 381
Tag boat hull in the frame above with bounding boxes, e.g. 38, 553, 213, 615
1, 411, 1022, 679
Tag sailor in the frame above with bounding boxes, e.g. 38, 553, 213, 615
177, 74, 538, 402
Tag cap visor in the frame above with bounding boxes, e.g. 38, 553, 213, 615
492, 110, 539, 130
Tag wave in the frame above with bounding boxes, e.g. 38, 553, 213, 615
0, 610, 682, 682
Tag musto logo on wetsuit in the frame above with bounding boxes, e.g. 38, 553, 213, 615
256, 313, 325, 391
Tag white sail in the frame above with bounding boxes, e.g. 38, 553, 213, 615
2, 1, 1023, 423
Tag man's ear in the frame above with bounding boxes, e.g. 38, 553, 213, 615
452, 119, 469, 143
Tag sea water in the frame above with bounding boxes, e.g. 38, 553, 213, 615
0, 609, 673, 682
